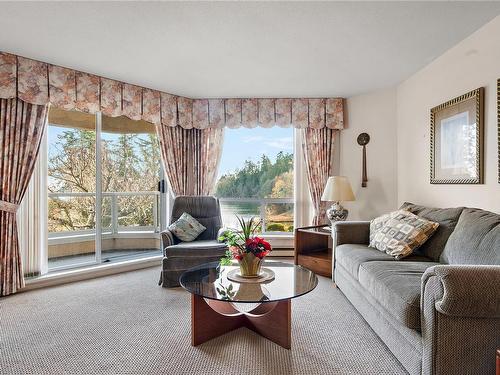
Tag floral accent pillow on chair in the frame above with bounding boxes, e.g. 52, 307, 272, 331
369, 210, 439, 259
168, 212, 206, 242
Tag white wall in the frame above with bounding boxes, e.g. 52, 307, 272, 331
340, 88, 399, 220
397, 16, 500, 213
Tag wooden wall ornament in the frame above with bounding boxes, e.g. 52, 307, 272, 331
357, 133, 370, 187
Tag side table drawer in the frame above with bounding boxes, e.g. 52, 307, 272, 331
297, 251, 332, 277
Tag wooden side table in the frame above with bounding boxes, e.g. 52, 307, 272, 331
294, 224, 333, 278
496, 348, 500, 375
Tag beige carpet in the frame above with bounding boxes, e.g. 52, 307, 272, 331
1, 267, 406, 374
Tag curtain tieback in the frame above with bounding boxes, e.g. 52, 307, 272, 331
0, 200, 19, 214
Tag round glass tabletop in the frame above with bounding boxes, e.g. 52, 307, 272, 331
179, 261, 318, 304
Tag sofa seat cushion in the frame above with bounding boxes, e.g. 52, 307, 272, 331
440, 208, 500, 265
165, 240, 227, 258
336, 244, 394, 278
335, 244, 433, 279
358, 261, 439, 330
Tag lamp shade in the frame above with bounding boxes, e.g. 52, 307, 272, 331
321, 176, 355, 202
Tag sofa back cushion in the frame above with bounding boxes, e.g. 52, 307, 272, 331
400, 202, 464, 261
170, 196, 222, 241
440, 208, 500, 265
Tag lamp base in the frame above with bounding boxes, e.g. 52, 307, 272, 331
326, 202, 348, 224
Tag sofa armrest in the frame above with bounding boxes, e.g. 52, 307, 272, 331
333, 221, 370, 246
161, 229, 175, 256
420, 264, 500, 374
422, 265, 500, 318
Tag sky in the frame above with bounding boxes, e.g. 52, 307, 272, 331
48, 123, 295, 181
217, 127, 294, 178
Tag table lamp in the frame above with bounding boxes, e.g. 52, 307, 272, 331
321, 176, 355, 224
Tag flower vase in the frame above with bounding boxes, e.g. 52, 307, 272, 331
238, 253, 263, 277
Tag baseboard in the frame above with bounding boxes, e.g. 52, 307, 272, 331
268, 249, 294, 257
22, 250, 295, 292
23, 255, 162, 292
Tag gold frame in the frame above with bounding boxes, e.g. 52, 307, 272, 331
430, 87, 484, 184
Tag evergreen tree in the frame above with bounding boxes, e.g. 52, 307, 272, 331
215, 152, 293, 199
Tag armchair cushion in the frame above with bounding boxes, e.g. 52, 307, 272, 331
170, 196, 222, 241
358, 260, 439, 330
164, 240, 228, 258
168, 212, 206, 242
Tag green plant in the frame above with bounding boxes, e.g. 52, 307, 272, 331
266, 223, 285, 232
216, 283, 236, 301
218, 216, 260, 248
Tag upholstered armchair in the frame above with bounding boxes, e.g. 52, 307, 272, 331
159, 196, 228, 287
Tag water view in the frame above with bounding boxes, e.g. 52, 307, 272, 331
219, 200, 294, 233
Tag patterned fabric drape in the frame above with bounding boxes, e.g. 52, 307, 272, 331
301, 128, 336, 225
1, 98, 48, 296
0, 52, 344, 130
157, 125, 224, 196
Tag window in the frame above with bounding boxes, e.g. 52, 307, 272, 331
46, 108, 164, 271
215, 127, 294, 233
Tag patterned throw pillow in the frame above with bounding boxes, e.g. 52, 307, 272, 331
369, 210, 439, 260
168, 212, 206, 242
369, 211, 393, 243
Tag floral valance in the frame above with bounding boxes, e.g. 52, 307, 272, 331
0, 52, 344, 129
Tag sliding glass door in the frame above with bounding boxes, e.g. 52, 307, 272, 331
100, 116, 162, 262
46, 109, 163, 271
47, 110, 97, 270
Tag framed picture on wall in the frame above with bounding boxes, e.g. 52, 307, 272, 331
430, 87, 484, 184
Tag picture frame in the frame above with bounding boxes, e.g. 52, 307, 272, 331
430, 87, 484, 184
497, 79, 499, 183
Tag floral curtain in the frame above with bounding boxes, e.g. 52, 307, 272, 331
0, 52, 344, 130
301, 127, 336, 225
157, 125, 224, 196
1, 98, 48, 296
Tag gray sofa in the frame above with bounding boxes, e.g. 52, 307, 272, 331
159, 196, 228, 287
333, 203, 500, 375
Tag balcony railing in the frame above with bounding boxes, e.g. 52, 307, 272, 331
47, 193, 294, 242
48, 191, 160, 242
218, 197, 294, 234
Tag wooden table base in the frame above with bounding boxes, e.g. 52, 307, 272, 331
191, 294, 291, 349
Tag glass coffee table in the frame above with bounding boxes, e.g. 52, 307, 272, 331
180, 261, 318, 349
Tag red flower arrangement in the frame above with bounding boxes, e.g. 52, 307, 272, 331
219, 216, 272, 267
228, 237, 271, 261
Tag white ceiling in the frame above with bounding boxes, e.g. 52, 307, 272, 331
1, 2, 499, 98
